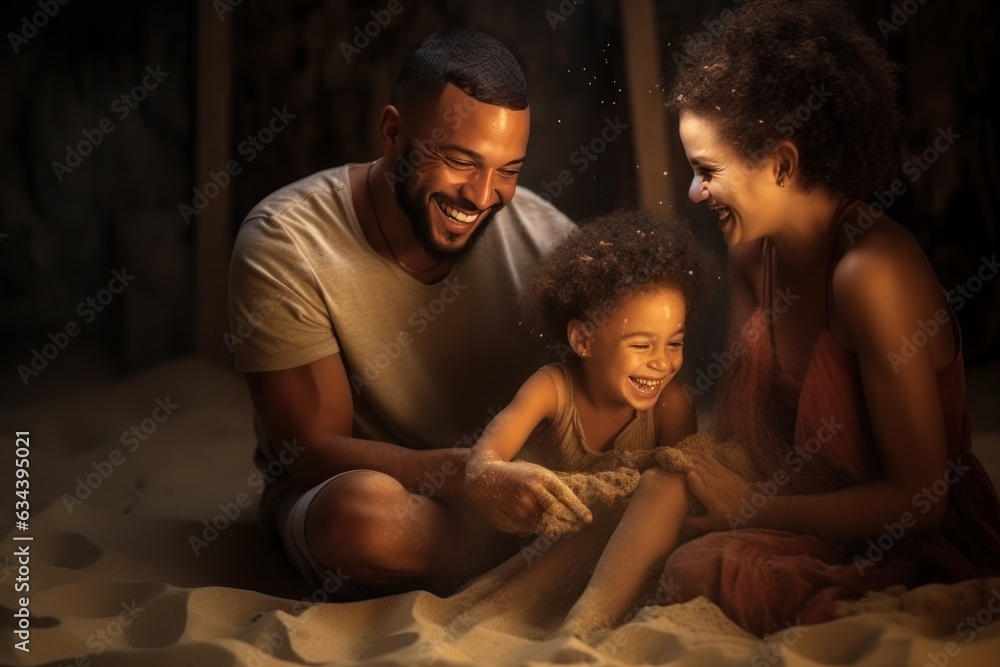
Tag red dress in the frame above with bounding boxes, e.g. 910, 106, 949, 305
663, 202, 1000, 636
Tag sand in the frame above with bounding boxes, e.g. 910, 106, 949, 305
2, 357, 1000, 666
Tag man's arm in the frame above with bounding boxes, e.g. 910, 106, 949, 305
246, 353, 469, 496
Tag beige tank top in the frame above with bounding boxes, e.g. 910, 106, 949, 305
523, 363, 657, 473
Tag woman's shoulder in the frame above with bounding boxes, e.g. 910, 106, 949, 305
830, 206, 950, 343
831, 207, 934, 294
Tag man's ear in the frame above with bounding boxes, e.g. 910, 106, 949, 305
379, 105, 406, 157
771, 140, 799, 188
567, 319, 593, 358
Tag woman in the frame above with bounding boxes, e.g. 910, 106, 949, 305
651, 0, 999, 637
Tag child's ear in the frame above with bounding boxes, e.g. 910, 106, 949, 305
566, 319, 593, 358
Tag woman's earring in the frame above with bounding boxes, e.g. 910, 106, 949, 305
778, 180, 785, 187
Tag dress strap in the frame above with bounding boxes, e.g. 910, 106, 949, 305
559, 362, 575, 407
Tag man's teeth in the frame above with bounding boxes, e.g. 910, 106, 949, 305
716, 207, 730, 221
440, 200, 478, 223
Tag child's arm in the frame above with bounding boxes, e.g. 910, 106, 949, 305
470, 367, 558, 463
466, 368, 592, 535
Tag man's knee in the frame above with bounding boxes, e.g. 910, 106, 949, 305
305, 471, 433, 581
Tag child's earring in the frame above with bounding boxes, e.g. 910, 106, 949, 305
566, 320, 592, 359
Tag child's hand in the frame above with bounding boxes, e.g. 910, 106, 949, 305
466, 459, 593, 537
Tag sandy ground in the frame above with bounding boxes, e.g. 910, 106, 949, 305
1, 356, 999, 666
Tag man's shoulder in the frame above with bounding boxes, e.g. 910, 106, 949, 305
507, 186, 575, 227
240, 165, 353, 232
494, 185, 577, 248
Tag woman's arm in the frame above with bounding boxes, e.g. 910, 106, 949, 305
689, 234, 953, 541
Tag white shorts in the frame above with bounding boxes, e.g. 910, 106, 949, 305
269, 469, 370, 588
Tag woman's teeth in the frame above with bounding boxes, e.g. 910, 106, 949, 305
716, 207, 730, 221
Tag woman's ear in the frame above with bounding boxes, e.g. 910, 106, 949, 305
567, 319, 593, 358
379, 105, 406, 157
772, 141, 799, 188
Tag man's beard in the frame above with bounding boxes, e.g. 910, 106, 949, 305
393, 164, 504, 264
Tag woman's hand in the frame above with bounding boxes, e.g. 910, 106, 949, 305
684, 454, 757, 532
465, 458, 593, 537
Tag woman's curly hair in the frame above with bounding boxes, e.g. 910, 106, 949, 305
667, 0, 902, 199
520, 209, 717, 346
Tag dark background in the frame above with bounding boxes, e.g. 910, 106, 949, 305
1, 0, 997, 409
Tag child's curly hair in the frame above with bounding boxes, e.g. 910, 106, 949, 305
521, 209, 717, 346
668, 0, 902, 199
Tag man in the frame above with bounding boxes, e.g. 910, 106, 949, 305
229, 28, 579, 596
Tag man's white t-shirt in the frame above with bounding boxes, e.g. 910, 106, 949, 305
229, 164, 576, 473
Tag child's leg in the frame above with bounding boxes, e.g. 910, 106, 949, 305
561, 468, 688, 635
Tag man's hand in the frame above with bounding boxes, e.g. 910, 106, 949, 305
465, 459, 593, 537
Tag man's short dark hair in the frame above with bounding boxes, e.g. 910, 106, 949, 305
391, 28, 528, 110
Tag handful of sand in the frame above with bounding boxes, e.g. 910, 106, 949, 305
554, 467, 642, 508
539, 433, 729, 536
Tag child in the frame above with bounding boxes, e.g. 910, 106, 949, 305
464, 209, 715, 630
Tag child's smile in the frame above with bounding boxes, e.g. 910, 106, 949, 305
573, 286, 686, 413
628, 375, 665, 397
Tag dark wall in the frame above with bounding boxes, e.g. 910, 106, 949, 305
1, 0, 196, 378
1, 0, 997, 405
